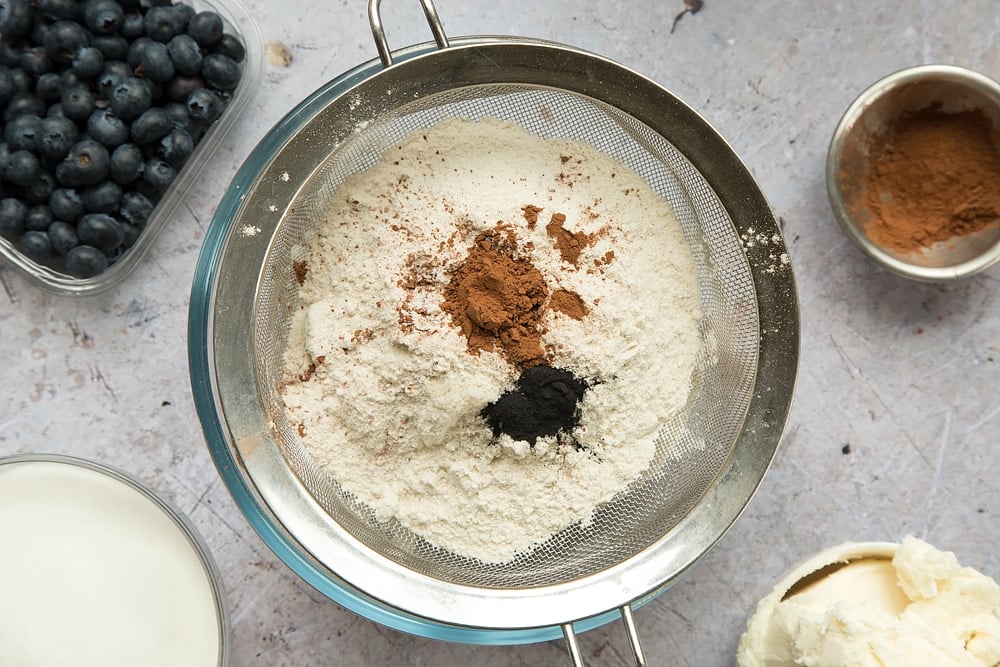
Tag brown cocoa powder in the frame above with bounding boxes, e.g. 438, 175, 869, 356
549, 288, 589, 320
442, 226, 550, 368
441, 222, 591, 368
546, 212, 593, 265
861, 107, 1000, 253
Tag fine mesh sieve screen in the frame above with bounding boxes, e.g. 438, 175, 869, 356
252, 83, 758, 589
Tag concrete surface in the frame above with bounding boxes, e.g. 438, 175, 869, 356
2, 1, 999, 665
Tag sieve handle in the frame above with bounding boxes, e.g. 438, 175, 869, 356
368, 0, 450, 68
562, 604, 648, 667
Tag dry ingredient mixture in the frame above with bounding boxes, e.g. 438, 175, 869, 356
281, 117, 702, 563
860, 107, 1000, 254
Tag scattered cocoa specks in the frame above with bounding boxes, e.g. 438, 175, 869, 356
297, 422, 306, 437
671, 0, 704, 34
522, 204, 543, 227
351, 328, 374, 344
292, 260, 308, 285
266, 40, 293, 67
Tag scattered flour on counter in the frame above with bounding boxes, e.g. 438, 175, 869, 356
280, 117, 703, 563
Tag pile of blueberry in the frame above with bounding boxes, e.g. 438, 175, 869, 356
0, 0, 245, 279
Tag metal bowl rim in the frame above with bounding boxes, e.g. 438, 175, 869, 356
189, 35, 799, 640
826, 63, 1000, 282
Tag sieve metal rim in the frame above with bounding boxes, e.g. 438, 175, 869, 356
189, 26, 798, 645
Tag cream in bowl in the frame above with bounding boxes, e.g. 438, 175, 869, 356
0, 455, 227, 666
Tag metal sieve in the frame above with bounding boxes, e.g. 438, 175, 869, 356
189, 0, 799, 663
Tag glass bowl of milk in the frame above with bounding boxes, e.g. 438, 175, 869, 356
0, 454, 228, 666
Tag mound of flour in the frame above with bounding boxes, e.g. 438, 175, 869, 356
280, 117, 702, 563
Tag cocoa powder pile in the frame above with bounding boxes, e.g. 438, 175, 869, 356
441, 215, 591, 370
860, 107, 1000, 254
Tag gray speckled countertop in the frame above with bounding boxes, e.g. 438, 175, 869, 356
2, 1, 998, 665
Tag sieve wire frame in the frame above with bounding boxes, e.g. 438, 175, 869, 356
190, 37, 799, 639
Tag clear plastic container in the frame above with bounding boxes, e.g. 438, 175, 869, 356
0, 0, 264, 297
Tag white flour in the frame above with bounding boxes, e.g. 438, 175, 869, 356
281, 117, 702, 563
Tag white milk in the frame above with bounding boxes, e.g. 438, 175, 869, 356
0, 459, 223, 666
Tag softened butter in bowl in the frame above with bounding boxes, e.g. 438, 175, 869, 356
737, 535, 1000, 667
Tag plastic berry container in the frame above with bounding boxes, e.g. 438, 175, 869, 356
0, 0, 264, 296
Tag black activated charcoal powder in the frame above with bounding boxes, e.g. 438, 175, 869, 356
481, 365, 588, 444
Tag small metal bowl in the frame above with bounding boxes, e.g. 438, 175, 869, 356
827, 64, 1000, 282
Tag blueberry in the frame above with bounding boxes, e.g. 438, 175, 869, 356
49, 188, 84, 221
157, 126, 193, 167
38, 116, 79, 161
83, 0, 124, 35
0, 0, 33, 41
96, 60, 131, 97
42, 21, 90, 64
59, 69, 85, 91
37, 0, 80, 20
81, 179, 122, 213
126, 35, 153, 68
0, 67, 13, 106
22, 170, 56, 204
201, 53, 240, 92
165, 74, 204, 103
120, 11, 144, 40
20, 46, 52, 77
4, 91, 46, 121
144, 5, 185, 42
187, 10, 223, 47
24, 205, 54, 230
65, 244, 108, 277
31, 12, 52, 43
61, 87, 95, 123
138, 40, 175, 82
4, 149, 40, 186
142, 156, 174, 192
130, 107, 171, 144
109, 76, 151, 120
160, 100, 192, 130
87, 109, 130, 148
48, 220, 79, 254
69, 46, 104, 79
90, 34, 129, 60
166, 34, 202, 76
9, 67, 32, 93
121, 221, 141, 247
213, 34, 245, 63
18, 230, 52, 259
185, 88, 222, 123
35, 72, 64, 103
173, 3, 195, 26
55, 138, 110, 187
0, 197, 28, 238
109, 142, 144, 183
4, 114, 41, 151
77, 212, 123, 250
0, 43, 22, 69
119, 190, 153, 226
